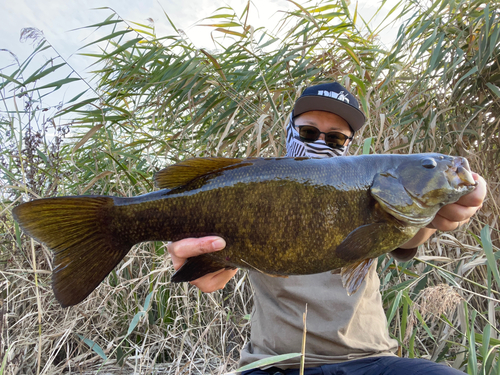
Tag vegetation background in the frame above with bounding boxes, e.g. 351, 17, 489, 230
0, 0, 499, 374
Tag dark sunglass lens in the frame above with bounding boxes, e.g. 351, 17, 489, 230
325, 132, 347, 148
299, 126, 320, 141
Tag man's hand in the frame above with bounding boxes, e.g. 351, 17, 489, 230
167, 236, 238, 293
429, 172, 487, 231
400, 172, 487, 250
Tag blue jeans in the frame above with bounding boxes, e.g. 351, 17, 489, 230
241, 356, 464, 374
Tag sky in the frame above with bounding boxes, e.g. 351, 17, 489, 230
1, 0, 291, 73
0, 0, 401, 111
1, 0, 400, 69
0, 0, 303, 109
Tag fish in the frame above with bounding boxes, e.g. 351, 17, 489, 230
12, 153, 476, 307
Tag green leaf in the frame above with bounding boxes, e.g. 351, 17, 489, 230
143, 291, 154, 311
362, 137, 373, 154
416, 27, 437, 58
104, 152, 138, 187
483, 344, 500, 374
481, 324, 491, 360
0, 164, 17, 183
235, 353, 302, 373
214, 28, 246, 38
486, 82, 500, 98
22, 62, 67, 86
14, 222, 22, 250
0, 72, 25, 87
80, 30, 132, 50
162, 9, 179, 33
203, 14, 238, 20
386, 290, 403, 326
127, 311, 145, 336
36, 149, 49, 165
199, 22, 241, 28
468, 310, 477, 374
452, 66, 478, 95
66, 90, 88, 104
22, 77, 80, 93
415, 310, 434, 340
77, 17, 123, 29
481, 226, 500, 289
104, 37, 144, 58
78, 335, 107, 360
429, 33, 445, 70
0, 345, 13, 374
401, 291, 410, 340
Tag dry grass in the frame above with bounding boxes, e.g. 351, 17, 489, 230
404, 284, 463, 343
0, 238, 254, 374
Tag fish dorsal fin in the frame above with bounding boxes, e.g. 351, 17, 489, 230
154, 157, 244, 189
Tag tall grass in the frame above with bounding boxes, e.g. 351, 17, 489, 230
0, 0, 499, 373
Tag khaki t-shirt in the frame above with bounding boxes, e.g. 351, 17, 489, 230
239, 263, 398, 370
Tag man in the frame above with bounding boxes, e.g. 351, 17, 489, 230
168, 82, 487, 374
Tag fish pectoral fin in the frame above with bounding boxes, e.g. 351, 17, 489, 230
340, 258, 375, 296
171, 254, 233, 282
335, 223, 397, 295
335, 223, 392, 262
155, 157, 246, 189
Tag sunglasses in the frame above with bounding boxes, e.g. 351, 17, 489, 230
297, 126, 353, 149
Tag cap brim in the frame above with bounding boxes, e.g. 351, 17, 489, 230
294, 96, 366, 132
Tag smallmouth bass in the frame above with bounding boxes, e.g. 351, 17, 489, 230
12, 154, 476, 307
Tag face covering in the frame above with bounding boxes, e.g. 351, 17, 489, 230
285, 113, 350, 158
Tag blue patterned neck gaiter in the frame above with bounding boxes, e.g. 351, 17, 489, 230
285, 113, 350, 158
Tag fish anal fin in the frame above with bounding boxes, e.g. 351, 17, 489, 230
154, 157, 245, 189
171, 254, 234, 282
341, 258, 375, 296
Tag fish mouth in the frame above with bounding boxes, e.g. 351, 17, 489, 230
446, 157, 476, 189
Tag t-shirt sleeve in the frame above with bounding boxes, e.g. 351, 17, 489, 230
390, 247, 418, 262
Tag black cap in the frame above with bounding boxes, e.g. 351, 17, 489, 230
293, 82, 366, 131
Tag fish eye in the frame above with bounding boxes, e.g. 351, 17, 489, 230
422, 158, 437, 169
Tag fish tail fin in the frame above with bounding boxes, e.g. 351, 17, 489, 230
171, 254, 234, 282
340, 258, 375, 296
12, 196, 130, 307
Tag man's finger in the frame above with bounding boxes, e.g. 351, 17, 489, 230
167, 237, 226, 270
168, 237, 226, 259
431, 215, 469, 232
435, 203, 479, 223
455, 173, 487, 207
190, 268, 238, 293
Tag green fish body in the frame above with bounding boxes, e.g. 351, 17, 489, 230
12, 153, 476, 307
